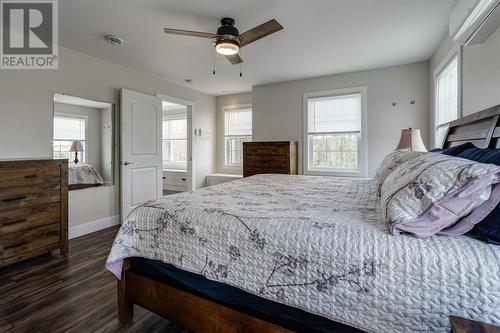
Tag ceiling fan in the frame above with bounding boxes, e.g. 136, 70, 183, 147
164, 17, 283, 65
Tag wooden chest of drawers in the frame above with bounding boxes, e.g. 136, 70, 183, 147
243, 141, 298, 177
0, 159, 68, 267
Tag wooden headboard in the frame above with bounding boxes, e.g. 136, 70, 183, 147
440, 104, 500, 149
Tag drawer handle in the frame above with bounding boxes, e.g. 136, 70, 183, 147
163, 177, 166, 180
3, 218, 27, 226
4, 241, 27, 250
181, 178, 187, 181
3, 195, 27, 202
25, 174, 37, 179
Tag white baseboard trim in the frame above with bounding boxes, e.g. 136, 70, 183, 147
69, 215, 121, 239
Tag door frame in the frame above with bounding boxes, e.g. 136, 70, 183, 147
156, 93, 195, 192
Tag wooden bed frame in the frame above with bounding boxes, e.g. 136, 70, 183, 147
439, 104, 500, 149
117, 104, 500, 333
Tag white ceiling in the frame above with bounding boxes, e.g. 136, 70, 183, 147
59, 0, 457, 96
162, 101, 186, 111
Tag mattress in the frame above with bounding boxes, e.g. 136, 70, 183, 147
106, 174, 500, 332
68, 163, 104, 185
131, 257, 363, 333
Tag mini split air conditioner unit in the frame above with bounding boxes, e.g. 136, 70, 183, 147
449, 0, 500, 45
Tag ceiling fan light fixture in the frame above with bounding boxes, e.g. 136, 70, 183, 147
215, 40, 239, 55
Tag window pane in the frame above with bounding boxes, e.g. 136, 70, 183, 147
225, 136, 252, 165
310, 133, 358, 170
307, 92, 362, 173
436, 55, 458, 126
308, 94, 361, 133
435, 125, 448, 146
163, 139, 187, 162
162, 140, 171, 162
224, 109, 252, 136
53, 140, 85, 162
54, 116, 85, 140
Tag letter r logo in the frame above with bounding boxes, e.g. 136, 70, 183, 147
2, 2, 53, 54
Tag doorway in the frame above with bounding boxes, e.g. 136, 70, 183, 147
157, 94, 194, 195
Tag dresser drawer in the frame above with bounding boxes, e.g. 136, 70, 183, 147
0, 164, 61, 189
244, 155, 289, 169
244, 144, 289, 156
0, 183, 60, 211
0, 203, 61, 234
0, 223, 60, 259
163, 171, 187, 187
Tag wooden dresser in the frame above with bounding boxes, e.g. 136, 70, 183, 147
0, 159, 68, 267
243, 141, 298, 177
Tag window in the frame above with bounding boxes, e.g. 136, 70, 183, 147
53, 115, 86, 162
304, 88, 366, 177
223, 107, 252, 167
162, 116, 187, 170
435, 53, 459, 145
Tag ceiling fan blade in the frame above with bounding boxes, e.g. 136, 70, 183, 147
163, 28, 218, 39
225, 53, 243, 65
239, 19, 283, 47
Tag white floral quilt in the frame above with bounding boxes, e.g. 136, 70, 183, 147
106, 174, 500, 333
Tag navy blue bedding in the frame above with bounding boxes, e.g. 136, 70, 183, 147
131, 257, 365, 333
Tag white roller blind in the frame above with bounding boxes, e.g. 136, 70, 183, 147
224, 109, 252, 136
163, 118, 187, 140
436, 55, 458, 126
307, 94, 361, 133
53, 116, 85, 140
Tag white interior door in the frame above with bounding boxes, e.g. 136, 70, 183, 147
121, 89, 162, 220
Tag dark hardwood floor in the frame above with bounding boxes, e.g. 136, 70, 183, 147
0, 226, 187, 333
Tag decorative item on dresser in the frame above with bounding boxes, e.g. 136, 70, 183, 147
243, 141, 298, 177
0, 159, 68, 267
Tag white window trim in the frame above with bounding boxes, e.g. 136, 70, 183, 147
220, 104, 252, 173
433, 45, 463, 147
53, 112, 88, 163
162, 113, 188, 171
303, 87, 368, 177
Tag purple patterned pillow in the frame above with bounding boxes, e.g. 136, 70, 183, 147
373, 150, 424, 195
381, 153, 500, 237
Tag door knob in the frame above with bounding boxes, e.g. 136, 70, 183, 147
121, 161, 134, 166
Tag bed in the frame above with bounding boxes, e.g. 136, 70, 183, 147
106, 105, 500, 332
68, 163, 104, 190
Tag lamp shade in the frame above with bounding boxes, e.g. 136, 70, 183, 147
396, 128, 427, 152
69, 140, 83, 152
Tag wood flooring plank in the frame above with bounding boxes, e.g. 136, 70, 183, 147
0, 226, 183, 333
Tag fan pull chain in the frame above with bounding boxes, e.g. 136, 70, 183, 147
212, 46, 216, 76
239, 50, 243, 77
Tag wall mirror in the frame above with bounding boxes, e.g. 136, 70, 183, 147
53, 93, 115, 191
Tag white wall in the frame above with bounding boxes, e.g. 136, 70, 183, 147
54, 103, 102, 171
100, 107, 113, 183
0, 46, 216, 231
430, 28, 500, 145
252, 62, 430, 177
215, 92, 253, 174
